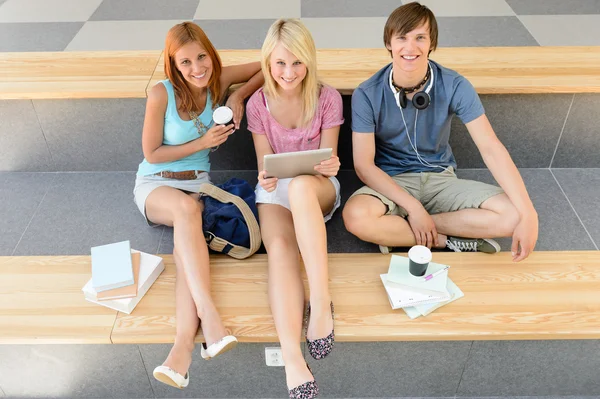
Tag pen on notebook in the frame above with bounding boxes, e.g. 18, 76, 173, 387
420, 266, 450, 282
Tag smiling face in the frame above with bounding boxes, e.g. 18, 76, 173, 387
269, 42, 307, 93
386, 22, 431, 75
174, 41, 213, 90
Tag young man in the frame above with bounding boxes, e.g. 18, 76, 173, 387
342, 2, 538, 262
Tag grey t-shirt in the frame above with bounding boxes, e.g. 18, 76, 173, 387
351, 60, 484, 176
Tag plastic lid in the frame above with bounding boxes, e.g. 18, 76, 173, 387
213, 106, 233, 124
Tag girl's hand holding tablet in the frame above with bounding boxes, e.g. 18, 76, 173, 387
258, 170, 278, 192
314, 155, 340, 177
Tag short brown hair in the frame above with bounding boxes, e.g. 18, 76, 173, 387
383, 2, 438, 55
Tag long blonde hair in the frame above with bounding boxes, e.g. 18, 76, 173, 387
164, 22, 223, 114
261, 19, 320, 127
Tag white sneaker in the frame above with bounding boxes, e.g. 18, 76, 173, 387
153, 365, 189, 389
200, 335, 238, 360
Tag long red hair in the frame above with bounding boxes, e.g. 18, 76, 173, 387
164, 22, 223, 113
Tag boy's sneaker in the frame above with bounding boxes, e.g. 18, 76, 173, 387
446, 237, 500, 254
379, 245, 391, 254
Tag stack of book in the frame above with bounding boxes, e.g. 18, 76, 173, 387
380, 254, 464, 319
81, 240, 165, 314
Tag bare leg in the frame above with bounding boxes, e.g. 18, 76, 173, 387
145, 187, 227, 346
288, 175, 336, 341
259, 204, 313, 389
431, 193, 520, 238
161, 248, 198, 375
343, 194, 446, 248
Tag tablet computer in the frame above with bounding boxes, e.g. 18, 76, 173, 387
263, 148, 333, 179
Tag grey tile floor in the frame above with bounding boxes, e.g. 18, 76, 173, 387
1, 0, 600, 51
1, 342, 600, 398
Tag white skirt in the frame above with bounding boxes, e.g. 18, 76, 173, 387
133, 172, 211, 226
254, 176, 341, 222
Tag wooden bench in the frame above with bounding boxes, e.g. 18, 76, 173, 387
2, 47, 600, 100
2, 251, 599, 345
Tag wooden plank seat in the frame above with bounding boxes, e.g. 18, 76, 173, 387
2, 46, 600, 100
2, 251, 600, 345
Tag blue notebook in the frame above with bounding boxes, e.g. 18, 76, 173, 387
91, 240, 134, 292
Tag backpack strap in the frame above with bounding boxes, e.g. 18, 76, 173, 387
197, 183, 261, 259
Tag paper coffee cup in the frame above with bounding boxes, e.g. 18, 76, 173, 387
408, 245, 432, 276
212, 106, 233, 125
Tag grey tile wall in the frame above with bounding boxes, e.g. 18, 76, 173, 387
0, 100, 54, 171
12, 172, 164, 255
450, 94, 573, 169
33, 98, 146, 172
5, 93, 592, 172
552, 168, 600, 249
551, 94, 600, 169
0, 173, 55, 255
456, 168, 597, 251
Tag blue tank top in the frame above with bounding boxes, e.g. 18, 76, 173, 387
137, 79, 214, 176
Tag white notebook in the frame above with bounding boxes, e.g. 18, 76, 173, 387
91, 240, 134, 292
83, 250, 164, 314
386, 255, 450, 297
380, 273, 450, 310
403, 277, 465, 319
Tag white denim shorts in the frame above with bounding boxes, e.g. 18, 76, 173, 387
133, 172, 211, 226
254, 176, 341, 222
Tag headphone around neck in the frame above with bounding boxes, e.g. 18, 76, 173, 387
389, 62, 453, 174
389, 62, 434, 110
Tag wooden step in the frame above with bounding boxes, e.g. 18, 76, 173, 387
2, 251, 599, 344
2, 47, 600, 99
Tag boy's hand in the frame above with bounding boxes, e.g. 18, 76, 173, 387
407, 206, 439, 248
511, 213, 538, 262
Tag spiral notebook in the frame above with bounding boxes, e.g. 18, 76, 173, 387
403, 278, 465, 319
380, 273, 451, 309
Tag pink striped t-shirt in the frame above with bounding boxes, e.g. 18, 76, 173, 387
246, 85, 344, 154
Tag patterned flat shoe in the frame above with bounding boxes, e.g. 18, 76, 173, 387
288, 363, 319, 399
305, 301, 335, 360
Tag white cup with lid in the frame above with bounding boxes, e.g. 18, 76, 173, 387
212, 106, 234, 126
408, 245, 432, 276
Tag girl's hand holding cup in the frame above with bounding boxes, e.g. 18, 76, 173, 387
205, 106, 235, 151
200, 123, 234, 150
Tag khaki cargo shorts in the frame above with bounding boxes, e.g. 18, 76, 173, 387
350, 167, 504, 218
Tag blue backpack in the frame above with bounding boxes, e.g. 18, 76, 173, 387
198, 178, 261, 259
